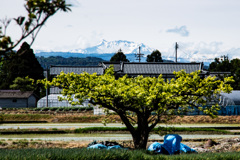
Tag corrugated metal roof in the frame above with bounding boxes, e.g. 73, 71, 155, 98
50, 66, 104, 75
100, 62, 122, 72
0, 90, 34, 98
122, 62, 202, 74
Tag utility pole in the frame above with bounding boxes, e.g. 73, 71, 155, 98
46, 67, 48, 107
175, 42, 178, 63
135, 46, 144, 62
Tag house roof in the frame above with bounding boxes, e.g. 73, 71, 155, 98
50, 65, 104, 75
0, 90, 35, 98
49, 62, 204, 77
121, 62, 203, 75
99, 62, 122, 72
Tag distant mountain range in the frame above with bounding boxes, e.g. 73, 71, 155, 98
35, 40, 155, 62
35, 39, 210, 65
70, 39, 154, 54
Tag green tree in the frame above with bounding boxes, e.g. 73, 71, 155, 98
0, 42, 44, 90
209, 57, 230, 72
0, 0, 71, 96
110, 49, 129, 62
146, 50, 163, 62
10, 76, 36, 92
209, 57, 240, 89
0, 0, 71, 58
45, 67, 233, 149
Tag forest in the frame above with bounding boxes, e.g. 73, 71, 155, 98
36, 56, 104, 69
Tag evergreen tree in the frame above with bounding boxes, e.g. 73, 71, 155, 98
10, 76, 36, 92
146, 50, 163, 62
0, 42, 44, 90
110, 49, 129, 62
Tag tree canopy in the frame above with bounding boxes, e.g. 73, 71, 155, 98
110, 49, 129, 62
209, 57, 240, 89
45, 67, 233, 149
0, 42, 44, 89
0, 0, 71, 58
10, 76, 36, 92
0, 0, 71, 96
37, 56, 104, 69
146, 50, 163, 62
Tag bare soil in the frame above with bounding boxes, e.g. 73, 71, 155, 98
1, 110, 240, 152
0, 138, 239, 153
1, 109, 240, 124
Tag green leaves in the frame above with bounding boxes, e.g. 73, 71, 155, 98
46, 68, 233, 118
10, 76, 36, 92
0, 36, 13, 50
44, 68, 234, 149
1, 0, 71, 58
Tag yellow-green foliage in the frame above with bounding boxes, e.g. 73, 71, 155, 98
44, 66, 233, 149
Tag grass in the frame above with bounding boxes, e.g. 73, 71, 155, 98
0, 126, 235, 135
0, 148, 239, 160
1, 114, 52, 121
31, 106, 93, 112
75, 126, 233, 134
154, 126, 230, 134
75, 127, 128, 133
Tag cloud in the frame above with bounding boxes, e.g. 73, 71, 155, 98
166, 26, 189, 37
75, 31, 103, 49
65, 25, 73, 28
162, 41, 226, 63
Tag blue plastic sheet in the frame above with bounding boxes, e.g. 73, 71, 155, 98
148, 134, 197, 155
163, 134, 182, 154
87, 143, 124, 150
180, 143, 197, 153
148, 142, 163, 153
87, 144, 107, 149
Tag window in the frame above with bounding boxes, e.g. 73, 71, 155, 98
12, 99, 17, 103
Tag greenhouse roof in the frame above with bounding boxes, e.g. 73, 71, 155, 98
220, 91, 240, 105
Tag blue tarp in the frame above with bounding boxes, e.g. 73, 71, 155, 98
87, 142, 124, 150
148, 134, 197, 155
87, 144, 107, 149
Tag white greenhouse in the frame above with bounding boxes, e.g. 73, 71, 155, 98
37, 94, 89, 108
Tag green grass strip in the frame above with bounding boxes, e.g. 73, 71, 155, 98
153, 127, 230, 134
0, 148, 239, 160
74, 126, 231, 134
75, 127, 128, 133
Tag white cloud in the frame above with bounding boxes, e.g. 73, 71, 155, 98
162, 41, 228, 63
166, 26, 190, 37
75, 31, 103, 49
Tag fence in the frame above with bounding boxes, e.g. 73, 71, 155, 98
185, 106, 240, 116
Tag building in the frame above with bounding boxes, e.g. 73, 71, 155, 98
0, 90, 38, 108
49, 65, 104, 94
100, 62, 205, 80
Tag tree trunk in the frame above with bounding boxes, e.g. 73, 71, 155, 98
133, 112, 151, 149
132, 129, 150, 149
118, 111, 151, 149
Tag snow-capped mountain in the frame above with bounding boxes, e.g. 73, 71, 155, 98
70, 39, 154, 54
35, 39, 169, 62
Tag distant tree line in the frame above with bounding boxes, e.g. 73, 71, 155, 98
110, 49, 163, 62
37, 56, 105, 69
208, 56, 240, 90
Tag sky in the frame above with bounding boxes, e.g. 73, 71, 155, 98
1, 0, 240, 62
